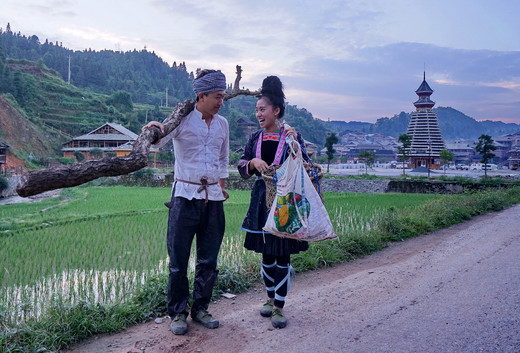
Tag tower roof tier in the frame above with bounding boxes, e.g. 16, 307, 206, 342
414, 72, 435, 110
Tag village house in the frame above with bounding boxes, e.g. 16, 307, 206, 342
0, 141, 8, 172
62, 122, 159, 165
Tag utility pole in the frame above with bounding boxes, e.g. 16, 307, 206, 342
67, 55, 71, 84
427, 139, 432, 178
165, 87, 168, 107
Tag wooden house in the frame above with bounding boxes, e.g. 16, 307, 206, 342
62, 123, 159, 166
0, 141, 8, 170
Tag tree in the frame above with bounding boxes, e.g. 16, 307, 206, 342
0, 39, 11, 94
439, 149, 454, 176
397, 134, 411, 176
359, 150, 376, 174
107, 90, 133, 112
475, 134, 496, 178
324, 133, 338, 173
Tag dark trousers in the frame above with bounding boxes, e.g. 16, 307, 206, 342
166, 196, 225, 316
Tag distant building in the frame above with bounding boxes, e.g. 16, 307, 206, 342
232, 117, 259, 150
494, 131, 520, 165
0, 141, 8, 171
236, 117, 258, 138
303, 140, 318, 157
403, 72, 446, 169
445, 140, 475, 164
508, 148, 520, 170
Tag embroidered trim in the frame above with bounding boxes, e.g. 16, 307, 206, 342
255, 127, 287, 166
262, 132, 281, 141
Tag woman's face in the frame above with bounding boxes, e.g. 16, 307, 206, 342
256, 97, 280, 132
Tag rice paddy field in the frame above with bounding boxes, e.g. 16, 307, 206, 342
0, 186, 443, 326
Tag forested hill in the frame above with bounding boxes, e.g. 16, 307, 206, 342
327, 107, 520, 141
0, 24, 193, 106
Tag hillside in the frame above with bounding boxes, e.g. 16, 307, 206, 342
0, 58, 169, 169
5, 58, 148, 136
0, 95, 62, 169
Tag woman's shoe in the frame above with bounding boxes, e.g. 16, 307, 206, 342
271, 308, 287, 328
260, 298, 274, 317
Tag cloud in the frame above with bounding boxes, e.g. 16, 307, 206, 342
277, 42, 520, 122
59, 26, 143, 50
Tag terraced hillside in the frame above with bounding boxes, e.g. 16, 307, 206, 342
7, 59, 120, 137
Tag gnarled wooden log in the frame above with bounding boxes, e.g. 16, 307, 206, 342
16, 66, 261, 197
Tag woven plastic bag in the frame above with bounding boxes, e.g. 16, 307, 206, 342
263, 139, 337, 242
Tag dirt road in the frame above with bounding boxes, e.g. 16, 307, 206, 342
64, 204, 520, 353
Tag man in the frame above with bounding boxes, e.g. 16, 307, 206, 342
143, 69, 229, 335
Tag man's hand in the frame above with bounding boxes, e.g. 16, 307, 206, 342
142, 121, 165, 134
219, 179, 229, 201
222, 189, 229, 201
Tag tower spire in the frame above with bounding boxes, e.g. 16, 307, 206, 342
413, 70, 434, 111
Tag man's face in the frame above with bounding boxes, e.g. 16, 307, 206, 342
198, 91, 225, 116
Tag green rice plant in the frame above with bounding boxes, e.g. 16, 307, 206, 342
290, 192, 440, 271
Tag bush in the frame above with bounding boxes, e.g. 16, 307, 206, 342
0, 176, 8, 192
89, 148, 104, 159
58, 157, 74, 165
73, 151, 86, 162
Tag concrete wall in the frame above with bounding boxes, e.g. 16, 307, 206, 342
1, 174, 514, 199
0, 176, 20, 198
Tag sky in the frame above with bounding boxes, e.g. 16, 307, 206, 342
2, 0, 520, 124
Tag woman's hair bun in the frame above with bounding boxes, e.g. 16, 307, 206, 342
261, 76, 285, 99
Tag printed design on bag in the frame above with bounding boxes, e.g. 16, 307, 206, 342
273, 192, 310, 234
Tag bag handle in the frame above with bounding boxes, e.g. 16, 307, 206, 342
282, 123, 321, 195
282, 123, 300, 157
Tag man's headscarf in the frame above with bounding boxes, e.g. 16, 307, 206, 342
193, 70, 226, 95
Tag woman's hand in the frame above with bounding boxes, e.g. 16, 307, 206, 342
249, 158, 269, 173
282, 123, 297, 140
285, 126, 296, 139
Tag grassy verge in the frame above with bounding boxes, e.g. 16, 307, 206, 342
1, 187, 520, 352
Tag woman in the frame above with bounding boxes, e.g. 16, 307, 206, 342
237, 76, 309, 329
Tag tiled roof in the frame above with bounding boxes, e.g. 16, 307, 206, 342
415, 79, 433, 94
63, 123, 139, 145
70, 134, 135, 141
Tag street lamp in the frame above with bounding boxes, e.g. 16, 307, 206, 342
427, 139, 432, 178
